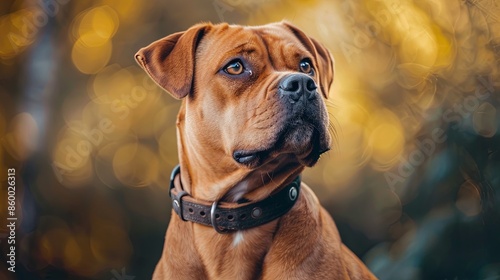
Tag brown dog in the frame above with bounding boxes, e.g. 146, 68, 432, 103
135, 21, 377, 280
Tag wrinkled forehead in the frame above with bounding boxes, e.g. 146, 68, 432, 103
196, 24, 312, 69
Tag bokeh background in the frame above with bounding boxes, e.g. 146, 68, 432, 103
0, 0, 499, 279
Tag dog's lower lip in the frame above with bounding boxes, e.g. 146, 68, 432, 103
233, 151, 258, 164
319, 147, 330, 155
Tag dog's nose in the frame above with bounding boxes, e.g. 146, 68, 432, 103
278, 74, 318, 103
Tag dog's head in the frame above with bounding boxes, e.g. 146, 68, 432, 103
136, 22, 334, 171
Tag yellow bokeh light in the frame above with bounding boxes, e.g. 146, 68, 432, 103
113, 143, 159, 187
71, 5, 118, 74
90, 223, 132, 267
63, 236, 82, 270
70, 230, 102, 277
83, 100, 133, 140
368, 110, 405, 170
90, 64, 133, 104
72, 38, 112, 74
89, 65, 168, 137
91, 6, 119, 39
102, 0, 139, 20
456, 180, 482, 217
0, 109, 6, 136
0, 9, 37, 59
473, 102, 497, 137
128, 89, 165, 137
399, 25, 438, 68
79, 32, 109, 48
1, 112, 39, 161
369, 123, 404, 169
78, 6, 119, 47
334, 91, 373, 126
39, 218, 71, 266
94, 135, 138, 188
52, 127, 94, 187
158, 125, 179, 165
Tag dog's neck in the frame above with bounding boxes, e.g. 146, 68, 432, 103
176, 112, 304, 203
174, 138, 305, 278
179, 146, 304, 203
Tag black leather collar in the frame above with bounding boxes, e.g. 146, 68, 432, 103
169, 165, 301, 233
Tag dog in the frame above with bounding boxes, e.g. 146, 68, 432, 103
135, 21, 377, 280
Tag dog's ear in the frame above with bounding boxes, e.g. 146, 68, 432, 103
281, 22, 334, 99
135, 24, 210, 99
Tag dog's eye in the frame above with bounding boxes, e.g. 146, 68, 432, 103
299, 60, 313, 74
224, 60, 244, 75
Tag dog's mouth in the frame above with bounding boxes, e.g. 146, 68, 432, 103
233, 119, 330, 168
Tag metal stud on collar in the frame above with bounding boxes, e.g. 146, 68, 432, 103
289, 186, 298, 201
174, 190, 188, 221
